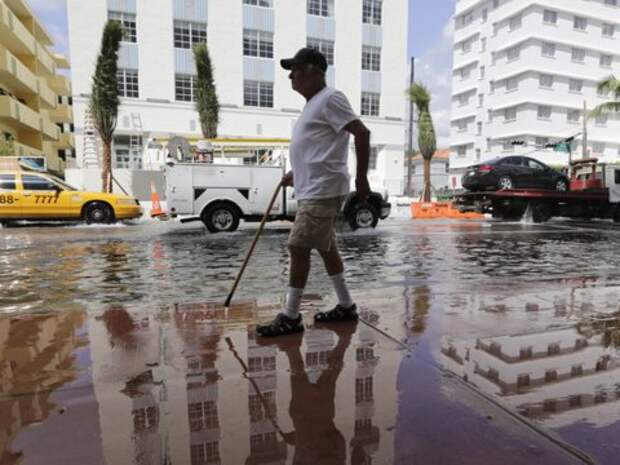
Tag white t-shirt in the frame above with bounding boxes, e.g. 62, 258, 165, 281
289, 86, 358, 200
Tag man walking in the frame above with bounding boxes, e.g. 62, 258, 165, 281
257, 48, 371, 337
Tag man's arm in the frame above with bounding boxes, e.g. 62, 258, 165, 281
344, 119, 371, 199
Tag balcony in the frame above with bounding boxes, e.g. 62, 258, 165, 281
54, 131, 74, 148
48, 74, 70, 95
0, 45, 37, 95
35, 43, 55, 75
40, 115, 59, 140
0, 94, 40, 131
49, 103, 72, 123
13, 140, 42, 156
37, 77, 56, 109
0, 2, 35, 57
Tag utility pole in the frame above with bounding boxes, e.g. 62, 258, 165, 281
406, 56, 415, 197
582, 100, 588, 159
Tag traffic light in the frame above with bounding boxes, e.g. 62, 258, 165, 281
511, 140, 525, 146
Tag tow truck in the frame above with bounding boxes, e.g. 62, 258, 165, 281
454, 158, 620, 223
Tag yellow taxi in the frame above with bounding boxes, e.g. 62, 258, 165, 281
0, 170, 143, 225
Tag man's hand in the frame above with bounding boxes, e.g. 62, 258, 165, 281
355, 176, 371, 200
281, 170, 294, 187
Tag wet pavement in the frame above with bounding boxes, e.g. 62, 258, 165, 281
1, 218, 620, 464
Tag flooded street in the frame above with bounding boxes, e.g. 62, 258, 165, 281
2, 218, 620, 464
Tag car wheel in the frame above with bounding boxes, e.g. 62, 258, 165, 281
348, 202, 378, 230
555, 179, 569, 192
497, 176, 514, 190
531, 201, 552, 223
84, 202, 114, 224
202, 203, 240, 233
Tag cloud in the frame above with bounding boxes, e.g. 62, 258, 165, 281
414, 19, 454, 148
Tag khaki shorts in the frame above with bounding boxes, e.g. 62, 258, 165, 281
288, 196, 344, 252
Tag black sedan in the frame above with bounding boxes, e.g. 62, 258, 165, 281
462, 156, 569, 192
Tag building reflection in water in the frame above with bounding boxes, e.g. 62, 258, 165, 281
0, 311, 86, 464
83, 298, 400, 465
442, 313, 620, 429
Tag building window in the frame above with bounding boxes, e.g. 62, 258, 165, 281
307, 38, 335, 65
573, 16, 587, 31
479, 66, 485, 79
362, 46, 381, 71
536, 136, 550, 148
517, 374, 530, 387
362, 0, 382, 25
571, 365, 583, 377
461, 12, 474, 27
243, 29, 274, 58
462, 39, 472, 53
117, 69, 139, 98
478, 93, 484, 107
477, 121, 482, 135
475, 148, 481, 160
605, 0, 618, 5
506, 45, 520, 61
506, 77, 518, 91
369, 146, 378, 170
538, 105, 552, 120
108, 11, 137, 43
602, 23, 615, 37
481, 37, 487, 52
175, 74, 197, 102
569, 79, 583, 93
244, 80, 273, 107
456, 119, 467, 132
539, 74, 553, 88
567, 109, 581, 123
307, 0, 332, 17
487, 109, 493, 123
361, 92, 380, 116
598, 85, 610, 98
600, 54, 613, 68
542, 42, 555, 57
572, 48, 586, 63
482, 8, 488, 22
174, 20, 207, 49
509, 14, 521, 31
457, 146, 467, 157
595, 115, 608, 126
504, 107, 517, 121
243, 0, 272, 6
543, 9, 557, 24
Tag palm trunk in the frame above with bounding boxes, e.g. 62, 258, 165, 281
102, 141, 112, 193
423, 157, 431, 202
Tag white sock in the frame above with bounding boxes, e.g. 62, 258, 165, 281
284, 287, 304, 319
330, 273, 353, 308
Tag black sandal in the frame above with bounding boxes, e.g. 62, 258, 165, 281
256, 313, 304, 337
314, 304, 358, 323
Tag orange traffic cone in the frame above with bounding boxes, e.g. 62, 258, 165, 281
150, 181, 164, 218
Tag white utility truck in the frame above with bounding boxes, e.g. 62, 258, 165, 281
163, 145, 391, 233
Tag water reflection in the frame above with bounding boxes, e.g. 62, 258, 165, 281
0, 311, 86, 464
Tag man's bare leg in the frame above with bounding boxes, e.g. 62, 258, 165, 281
282, 245, 312, 319
318, 244, 355, 313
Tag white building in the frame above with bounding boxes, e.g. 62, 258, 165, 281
67, 0, 409, 196
450, 0, 620, 188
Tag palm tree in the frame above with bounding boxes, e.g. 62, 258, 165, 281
193, 43, 219, 138
90, 21, 123, 193
591, 75, 620, 117
408, 83, 437, 202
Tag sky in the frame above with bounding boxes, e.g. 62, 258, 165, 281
28, 0, 455, 146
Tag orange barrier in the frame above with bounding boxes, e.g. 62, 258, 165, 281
150, 181, 164, 217
411, 201, 483, 220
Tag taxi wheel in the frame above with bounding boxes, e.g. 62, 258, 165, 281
84, 202, 114, 224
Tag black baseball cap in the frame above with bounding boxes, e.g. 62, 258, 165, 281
280, 47, 328, 72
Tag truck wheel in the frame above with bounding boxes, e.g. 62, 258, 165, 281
348, 202, 378, 230
531, 202, 552, 223
202, 203, 240, 233
497, 176, 514, 190
84, 202, 114, 224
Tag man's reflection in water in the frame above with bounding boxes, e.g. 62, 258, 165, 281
261, 322, 356, 465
